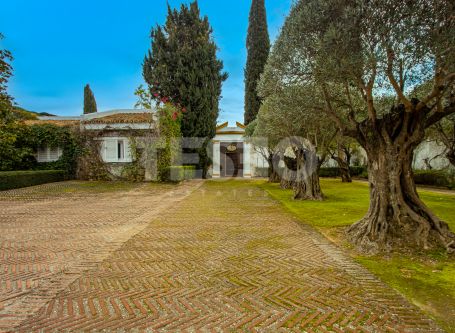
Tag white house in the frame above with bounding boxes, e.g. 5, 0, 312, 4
34, 109, 156, 165
30, 110, 452, 179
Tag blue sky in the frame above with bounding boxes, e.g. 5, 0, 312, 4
0, 0, 291, 124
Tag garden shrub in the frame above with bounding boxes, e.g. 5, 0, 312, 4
165, 166, 196, 182
0, 170, 67, 191
414, 170, 454, 189
254, 167, 269, 177
318, 166, 367, 178
318, 167, 340, 177
0, 122, 34, 171
350, 166, 367, 177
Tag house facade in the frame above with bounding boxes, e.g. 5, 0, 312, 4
31, 110, 452, 179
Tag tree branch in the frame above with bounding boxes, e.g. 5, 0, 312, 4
386, 48, 412, 110
426, 104, 455, 128
417, 71, 455, 112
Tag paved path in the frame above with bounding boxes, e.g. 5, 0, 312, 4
0, 181, 202, 332
1, 180, 441, 332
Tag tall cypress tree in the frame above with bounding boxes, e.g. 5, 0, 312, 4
143, 1, 227, 177
0, 33, 13, 124
244, 0, 270, 125
83, 84, 97, 114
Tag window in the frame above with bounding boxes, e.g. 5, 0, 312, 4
36, 146, 62, 163
101, 138, 132, 163
118, 140, 124, 160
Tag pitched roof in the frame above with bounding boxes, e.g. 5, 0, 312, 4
24, 119, 79, 127
82, 113, 154, 124
27, 109, 156, 127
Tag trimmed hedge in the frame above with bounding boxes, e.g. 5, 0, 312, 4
253, 166, 368, 179
254, 167, 269, 178
0, 170, 67, 191
259, 165, 454, 189
319, 166, 367, 178
414, 170, 455, 189
166, 166, 196, 182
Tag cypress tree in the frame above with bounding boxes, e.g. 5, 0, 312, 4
244, 0, 270, 125
143, 1, 227, 177
83, 84, 97, 114
0, 33, 13, 124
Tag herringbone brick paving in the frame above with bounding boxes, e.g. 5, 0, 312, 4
1, 180, 442, 332
0, 181, 202, 332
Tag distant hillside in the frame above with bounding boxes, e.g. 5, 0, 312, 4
12, 107, 56, 120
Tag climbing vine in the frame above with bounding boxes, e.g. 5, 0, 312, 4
28, 124, 79, 175
121, 137, 146, 181
157, 103, 182, 181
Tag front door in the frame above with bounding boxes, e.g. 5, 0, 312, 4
221, 142, 243, 177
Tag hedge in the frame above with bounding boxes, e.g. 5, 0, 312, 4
254, 167, 269, 178
253, 166, 367, 179
414, 170, 455, 189
319, 166, 367, 178
0, 170, 67, 191
166, 166, 196, 182
255, 165, 455, 189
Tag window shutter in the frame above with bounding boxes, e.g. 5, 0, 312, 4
49, 147, 59, 161
37, 147, 47, 162
104, 139, 118, 162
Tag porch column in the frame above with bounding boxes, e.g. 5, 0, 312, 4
243, 142, 252, 178
213, 141, 221, 178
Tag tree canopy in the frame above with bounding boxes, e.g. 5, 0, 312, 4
143, 1, 227, 140
143, 2, 227, 177
261, 0, 455, 253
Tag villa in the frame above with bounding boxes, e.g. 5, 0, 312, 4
28, 109, 269, 179
28, 108, 452, 179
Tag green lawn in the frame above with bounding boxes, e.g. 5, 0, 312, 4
260, 178, 455, 332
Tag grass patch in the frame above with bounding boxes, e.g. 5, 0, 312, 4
260, 178, 455, 332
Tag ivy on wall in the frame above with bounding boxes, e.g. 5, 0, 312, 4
1, 104, 184, 182
74, 128, 111, 181
28, 124, 79, 175
121, 138, 146, 181
0, 123, 79, 174
157, 103, 182, 181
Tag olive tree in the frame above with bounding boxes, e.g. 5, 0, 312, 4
329, 135, 359, 183
245, 119, 281, 182
272, 0, 455, 253
254, 84, 337, 200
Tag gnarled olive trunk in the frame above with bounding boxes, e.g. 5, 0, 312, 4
447, 149, 455, 168
339, 165, 352, 183
347, 110, 455, 254
268, 152, 281, 183
333, 146, 352, 182
280, 155, 296, 189
293, 147, 323, 200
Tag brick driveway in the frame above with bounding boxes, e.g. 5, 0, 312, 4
1, 180, 441, 332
